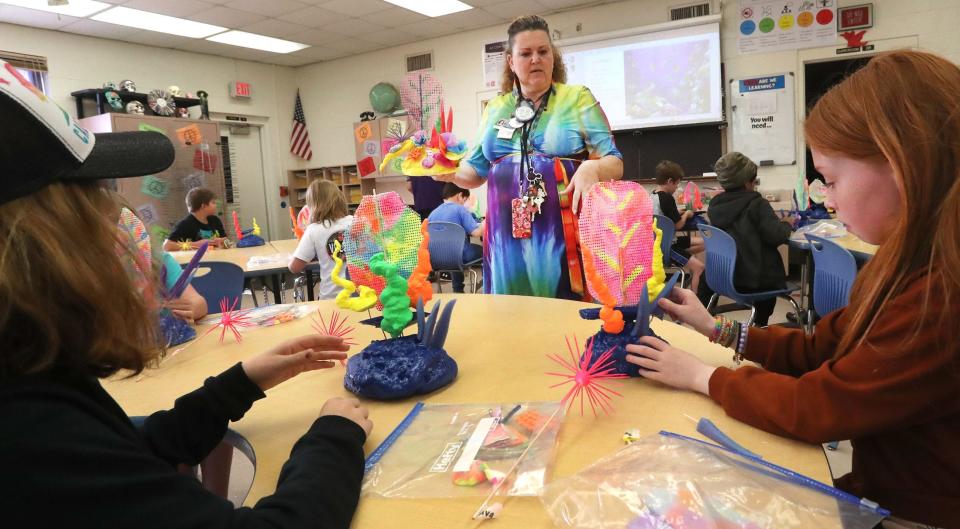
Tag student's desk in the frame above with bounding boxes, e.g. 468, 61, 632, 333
104, 294, 831, 528
270, 238, 326, 301
169, 244, 292, 303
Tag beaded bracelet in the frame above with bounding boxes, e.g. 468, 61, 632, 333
709, 316, 738, 348
733, 322, 748, 365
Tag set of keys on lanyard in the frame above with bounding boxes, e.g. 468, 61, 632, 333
507, 90, 550, 239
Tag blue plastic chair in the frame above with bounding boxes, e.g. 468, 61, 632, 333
428, 221, 482, 293
805, 234, 857, 333
698, 225, 801, 326
654, 214, 689, 287
190, 261, 245, 313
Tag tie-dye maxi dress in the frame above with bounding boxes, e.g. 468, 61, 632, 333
464, 83, 621, 299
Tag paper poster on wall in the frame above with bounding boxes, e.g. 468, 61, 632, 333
141, 175, 169, 199
482, 41, 508, 90
358, 156, 377, 178
730, 73, 796, 165
135, 203, 159, 225
181, 171, 205, 191
192, 149, 219, 173
737, 0, 837, 55
138, 122, 166, 135
363, 140, 380, 157
354, 122, 373, 143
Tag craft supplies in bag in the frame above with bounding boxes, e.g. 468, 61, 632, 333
363, 402, 563, 498
792, 219, 847, 240
540, 431, 888, 529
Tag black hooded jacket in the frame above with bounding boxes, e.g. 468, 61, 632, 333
707, 188, 792, 291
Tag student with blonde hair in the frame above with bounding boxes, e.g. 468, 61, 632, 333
288, 179, 353, 299
625, 50, 960, 527
0, 61, 371, 528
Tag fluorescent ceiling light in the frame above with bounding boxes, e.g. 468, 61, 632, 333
92, 6, 226, 38
206, 31, 309, 54
0, 0, 111, 17
382, 0, 472, 17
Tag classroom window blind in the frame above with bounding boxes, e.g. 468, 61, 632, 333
0, 50, 50, 95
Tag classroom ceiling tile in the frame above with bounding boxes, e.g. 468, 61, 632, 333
484, 0, 548, 20
189, 6, 267, 27
287, 45, 348, 61
436, 7, 505, 29
122, 29, 190, 48
285, 27, 343, 46
362, 27, 418, 46
0, 5, 79, 29
239, 18, 310, 38
276, 6, 348, 27
59, 18, 139, 39
122, 0, 217, 18
316, 0, 392, 18
395, 16, 461, 38
317, 17, 386, 37
223, 0, 310, 18
361, 6, 428, 28
537, 0, 601, 9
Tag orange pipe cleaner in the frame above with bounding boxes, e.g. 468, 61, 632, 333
289, 207, 304, 240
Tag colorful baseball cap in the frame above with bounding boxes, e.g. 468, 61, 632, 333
0, 58, 174, 205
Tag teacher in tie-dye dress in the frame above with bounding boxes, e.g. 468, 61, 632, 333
435, 15, 622, 299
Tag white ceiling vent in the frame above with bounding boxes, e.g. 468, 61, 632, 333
669, 2, 711, 20
405, 51, 433, 73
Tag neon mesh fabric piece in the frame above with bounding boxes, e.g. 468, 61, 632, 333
344, 192, 423, 305
400, 71, 444, 132
578, 181, 654, 306
683, 181, 704, 210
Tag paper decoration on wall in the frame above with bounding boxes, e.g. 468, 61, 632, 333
400, 71, 444, 132
137, 122, 166, 135
181, 171, 205, 191
363, 140, 380, 157
358, 156, 377, 177
354, 122, 373, 143
150, 225, 170, 241
176, 124, 202, 145
193, 148, 219, 173
141, 175, 169, 199
135, 203, 159, 225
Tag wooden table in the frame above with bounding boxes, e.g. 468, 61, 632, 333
104, 294, 830, 528
270, 238, 326, 301
169, 244, 292, 303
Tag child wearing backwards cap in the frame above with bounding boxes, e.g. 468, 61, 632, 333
625, 50, 960, 527
694, 151, 794, 326
0, 59, 372, 529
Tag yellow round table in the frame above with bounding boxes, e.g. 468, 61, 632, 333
104, 294, 830, 528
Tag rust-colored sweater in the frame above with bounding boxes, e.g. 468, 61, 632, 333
709, 272, 960, 527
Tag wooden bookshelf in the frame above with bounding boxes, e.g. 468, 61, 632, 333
287, 163, 361, 214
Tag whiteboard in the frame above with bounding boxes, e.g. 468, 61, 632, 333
729, 73, 796, 166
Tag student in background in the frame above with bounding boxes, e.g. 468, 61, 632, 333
428, 183, 484, 293
163, 187, 227, 251
651, 160, 705, 292
407, 176, 446, 220
288, 180, 353, 299
0, 66, 371, 529
696, 152, 793, 326
625, 50, 960, 527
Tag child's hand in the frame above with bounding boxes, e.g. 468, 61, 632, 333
658, 287, 714, 337
242, 335, 349, 392
164, 298, 200, 321
320, 397, 373, 438
625, 336, 716, 395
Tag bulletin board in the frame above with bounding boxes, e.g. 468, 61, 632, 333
729, 72, 796, 166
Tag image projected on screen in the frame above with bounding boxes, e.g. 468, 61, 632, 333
564, 22, 721, 130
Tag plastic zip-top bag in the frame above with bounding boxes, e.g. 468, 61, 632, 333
363, 402, 563, 498
540, 431, 888, 529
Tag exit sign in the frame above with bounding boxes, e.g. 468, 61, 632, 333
229, 81, 252, 99
838, 4, 873, 31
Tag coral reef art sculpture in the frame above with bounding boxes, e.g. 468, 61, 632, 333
232, 210, 265, 247
378, 103, 467, 177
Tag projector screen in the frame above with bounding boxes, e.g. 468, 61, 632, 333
563, 22, 722, 131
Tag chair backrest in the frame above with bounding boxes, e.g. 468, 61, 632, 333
654, 214, 675, 269
699, 225, 741, 300
428, 221, 467, 271
806, 234, 857, 316
191, 261, 245, 313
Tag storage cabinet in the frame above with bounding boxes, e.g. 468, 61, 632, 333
79, 113, 225, 245
287, 164, 361, 214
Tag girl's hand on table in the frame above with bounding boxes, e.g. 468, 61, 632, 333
320, 397, 373, 437
242, 335, 349, 392
625, 336, 716, 395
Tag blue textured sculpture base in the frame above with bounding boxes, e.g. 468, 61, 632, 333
237, 234, 265, 247
159, 312, 196, 346
585, 327, 666, 378
345, 335, 457, 400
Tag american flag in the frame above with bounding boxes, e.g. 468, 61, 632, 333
290, 89, 312, 160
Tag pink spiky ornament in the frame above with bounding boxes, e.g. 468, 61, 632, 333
312, 308, 357, 366
199, 297, 254, 343
546, 335, 627, 416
